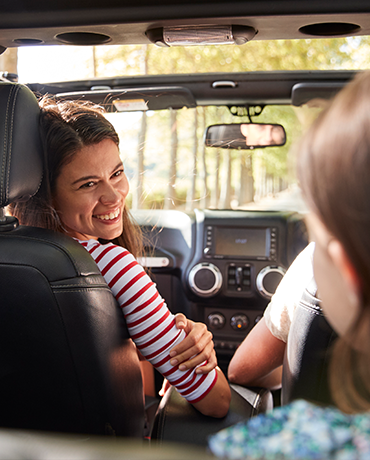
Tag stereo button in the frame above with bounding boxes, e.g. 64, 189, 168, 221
230, 314, 249, 331
208, 313, 226, 330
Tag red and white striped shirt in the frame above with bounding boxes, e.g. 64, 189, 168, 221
78, 239, 217, 403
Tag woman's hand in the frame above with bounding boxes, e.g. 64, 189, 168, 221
170, 313, 217, 374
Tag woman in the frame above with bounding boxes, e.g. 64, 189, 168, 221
12, 97, 231, 418
209, 71, 370, 457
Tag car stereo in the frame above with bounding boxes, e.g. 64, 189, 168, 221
203, 225, 277, 261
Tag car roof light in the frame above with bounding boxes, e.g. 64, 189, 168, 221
146, 25, 256, 47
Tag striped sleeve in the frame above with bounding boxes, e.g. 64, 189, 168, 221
78, 239, 217, 403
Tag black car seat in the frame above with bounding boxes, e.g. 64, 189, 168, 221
281, 277, 337, 406
0, 82, 145, 436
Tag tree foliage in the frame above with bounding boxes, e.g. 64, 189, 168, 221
95, 36, 370, 209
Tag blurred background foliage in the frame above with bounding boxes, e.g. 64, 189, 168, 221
98, 37, 362, 211
13, 35, 370, 210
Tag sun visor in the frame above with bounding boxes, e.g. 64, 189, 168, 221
291, 82, 346, 106
55, 86, 197, 111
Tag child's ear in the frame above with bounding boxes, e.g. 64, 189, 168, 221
327, 239, 361, 311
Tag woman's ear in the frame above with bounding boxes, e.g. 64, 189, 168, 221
327, 239, 362, 312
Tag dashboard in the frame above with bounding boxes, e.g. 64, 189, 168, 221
133, 209, 308, 373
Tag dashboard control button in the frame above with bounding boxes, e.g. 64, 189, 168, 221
208, 312, 226, 330
188, 263, 222, 297
227, 264, 251, 291
230, 314, 249, 331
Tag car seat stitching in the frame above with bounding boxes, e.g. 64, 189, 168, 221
1, 85, 13, 204
4, 85, 19, 204
53, 288, 112, 293
51, 283, 109, 289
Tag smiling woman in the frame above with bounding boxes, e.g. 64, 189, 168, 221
10, 96, 231, 418
53, 139, 129, 242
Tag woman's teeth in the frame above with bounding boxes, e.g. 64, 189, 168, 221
96, 209, 120, 221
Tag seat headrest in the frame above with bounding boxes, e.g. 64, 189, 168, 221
0, 83, 43, 208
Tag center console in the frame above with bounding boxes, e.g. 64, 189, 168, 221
185, 209, 307, 369
134, 208, 307, 373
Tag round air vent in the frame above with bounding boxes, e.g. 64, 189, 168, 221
55, 32, 111, 46
256, 266, 286, 299
299, 22, 360, 37
188, 263, 222, 298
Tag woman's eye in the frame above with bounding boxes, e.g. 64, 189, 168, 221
80, 181, 95, 189
113, 169, 123, 178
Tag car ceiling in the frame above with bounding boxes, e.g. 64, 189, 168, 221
3, 1, 369, 109
1, 0, 370, 50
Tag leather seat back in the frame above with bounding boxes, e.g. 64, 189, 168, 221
0, 82, 144, 436
281, 278, 337, 406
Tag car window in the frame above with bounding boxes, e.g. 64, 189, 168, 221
105, 103, 321, 213
17, 36, 358, 213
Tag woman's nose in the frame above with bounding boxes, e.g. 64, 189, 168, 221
100, 183, 121, 205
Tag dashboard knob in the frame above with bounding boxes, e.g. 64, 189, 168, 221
208, 313, 226, 330
256, 265, 286, 298
188, 263, 222, 297
230, 314, 249, 331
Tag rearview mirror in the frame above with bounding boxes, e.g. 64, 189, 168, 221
205, 123, 286, 149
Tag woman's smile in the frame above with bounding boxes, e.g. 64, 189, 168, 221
53, 139, 129, 241
94, 208, 121, 222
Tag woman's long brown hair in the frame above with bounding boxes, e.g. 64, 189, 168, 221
12, 97, 143, 258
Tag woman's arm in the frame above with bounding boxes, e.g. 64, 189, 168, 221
161, 314, 231, 417
81, 240, 230, 417
228, 318, 286, 390
192, 367, 231, 417
171, 314, 217, 374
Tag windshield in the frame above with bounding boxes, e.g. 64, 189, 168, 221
15, 36, 363, 212
105, 103, 321, 213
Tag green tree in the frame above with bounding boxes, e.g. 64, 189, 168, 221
132, 46, 149, 210
93, 36, 370, 209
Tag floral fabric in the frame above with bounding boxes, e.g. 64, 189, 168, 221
208, 400, 370, 459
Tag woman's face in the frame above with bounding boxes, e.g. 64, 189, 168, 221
53, 138, 129, 241
306, 212, 360, 337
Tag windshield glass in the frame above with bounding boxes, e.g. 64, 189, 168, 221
106, 103, 321, 213
15, 37, 351, 212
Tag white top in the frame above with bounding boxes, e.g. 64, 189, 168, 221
78, 239, 217, 403
264, 242, 315, 343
